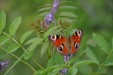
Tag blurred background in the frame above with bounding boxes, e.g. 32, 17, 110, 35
0, 0, 113, 75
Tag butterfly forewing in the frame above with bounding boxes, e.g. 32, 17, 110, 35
49, 35, 69, 55
70, 30, 82, 54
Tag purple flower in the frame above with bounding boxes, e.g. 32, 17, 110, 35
52, 0, 61, 15
0, 60, 11, 70
43, 0, 61, 29
60, 68, 68, 75
64, 54, 72, 64
44, 13, 54, 25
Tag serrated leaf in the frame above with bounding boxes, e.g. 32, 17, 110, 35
93, 33, 109, 54
86, 47, 99, 65
9, 16, 21, 35
41, 39, 49, 56
0, 35, 10, 46
20, 30, 33, 44
24, 37, 43, 59
0, 10, 6, 32
44, 26, 60, 38
7, 43, 20, 53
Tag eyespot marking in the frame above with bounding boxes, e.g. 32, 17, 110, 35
49, 35, 57, 41
74, 42, 79, 50
77, 30, 82, 37
57, 44, 64, 52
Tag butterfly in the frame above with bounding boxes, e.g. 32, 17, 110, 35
49, 30, 82, 63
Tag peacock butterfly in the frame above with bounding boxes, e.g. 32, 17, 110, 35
49, 29, 82, 63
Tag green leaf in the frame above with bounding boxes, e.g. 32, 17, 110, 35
9, 16, 21, 35
0, 51, 7, 59
24, 37, 43, 59
59, 12, 77, 18
24, 37, 38, 45
44, 26, 60, 38
69, 50, 85, 65
104, 49, 113, 66
72, 67, 78, 75
34, 65, 59, 75
0, 35, 10, 46
93, 33, 109, 54
41, 39, 49, 57
0, 10, 6, 32
78, 64, 92, 75
47, 67, 62, 75
74, 60, 97, 66
47, 53, 64, 67
86, 47, 99, 65
7, 43, 20, 53
37, 7, 51, 13
60, 5, 77, 9
112, 38, 113, 49
70, 67, 78, 75
20, 30, 33, 44
105, 62, 113, 66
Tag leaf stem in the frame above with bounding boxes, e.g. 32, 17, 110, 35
1, 31, 44, 73
0, 46, 36, 72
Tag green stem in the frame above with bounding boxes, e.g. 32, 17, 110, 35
32, 58, 44, 69
105, 49, 113, 61
99, 49, 113, 69
4, 52, 26, 75
0, 47, 36, 72
2, 32, 44, 73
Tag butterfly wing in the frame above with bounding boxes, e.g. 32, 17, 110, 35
49, 35, 69, 55
70, 30, 82, 54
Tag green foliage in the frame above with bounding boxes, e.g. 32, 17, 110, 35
86, 46, 99, 65
20, 30, 33, 44
9, 16, 21, 35
93, 33, 109, 54
23, 37, 43, 59
0, 10, 6, 32
41, 39, 49, 57
0, 0, 113, 75
85, 33, 113, 75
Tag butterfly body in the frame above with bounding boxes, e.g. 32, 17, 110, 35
49, 30, 82, 56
